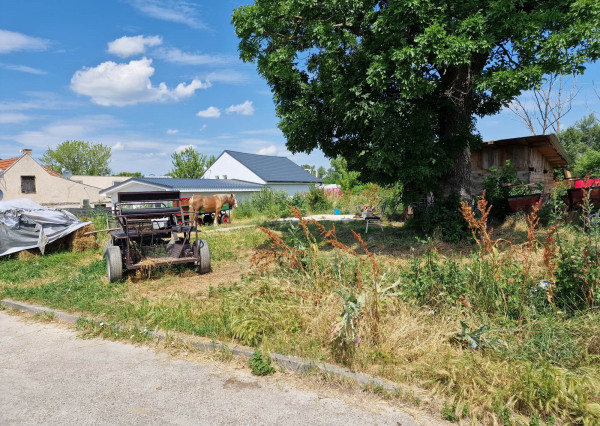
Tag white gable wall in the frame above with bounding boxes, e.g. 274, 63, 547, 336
0, 155, 110, 207
202, 152, 265, 184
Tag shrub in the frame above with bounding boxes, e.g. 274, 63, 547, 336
482, 160, 519, 221
407, 192, 470, 242
306, 186, 332, 213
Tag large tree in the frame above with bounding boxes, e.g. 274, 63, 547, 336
41, 140, 111, 175
233, 0, 600, 201
168, 147, 215, 178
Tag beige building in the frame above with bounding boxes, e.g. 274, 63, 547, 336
0, 150, 111, 208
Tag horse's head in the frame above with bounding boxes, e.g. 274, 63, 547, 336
229, 193, 238, 209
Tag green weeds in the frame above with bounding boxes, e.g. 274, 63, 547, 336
248, 350, 275, 376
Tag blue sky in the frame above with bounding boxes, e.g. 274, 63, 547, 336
1, 1, 599, 176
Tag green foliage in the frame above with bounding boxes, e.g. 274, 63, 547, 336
323, 157, 361, 191
573, 149, 600, 177
168, 146, 211, 178
408, 193, 469, 242
234, 188, 294, 219
41, 140, 111, 175
233, 0, 600, 197
305, 186, 332, 213
560, 114, 600, 177
559, 114, 600, 161
454, 320, 506, 351
482, 160, 519, 220
248, 350, 275, 376
115, 171, 143, 177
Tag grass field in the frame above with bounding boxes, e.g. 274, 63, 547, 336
1, 205, 599, 425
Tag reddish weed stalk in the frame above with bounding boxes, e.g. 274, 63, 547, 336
459, 191, 496, 255
519, 202, 540, 320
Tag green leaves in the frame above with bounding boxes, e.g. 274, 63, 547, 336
233, 0, 600, 199
41, 140, 111, 176
167, 147, 215, 179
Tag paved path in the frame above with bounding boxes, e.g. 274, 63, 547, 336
0, 312, 431, 426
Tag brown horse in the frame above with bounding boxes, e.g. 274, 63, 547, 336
189, 193, 237, 225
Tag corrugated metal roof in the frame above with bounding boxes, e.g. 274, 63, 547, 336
139, 177, 263, 189
101, 177, 263, 194
223, 150, 322, 183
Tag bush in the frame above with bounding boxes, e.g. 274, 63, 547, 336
233, 188, 294, 219
306, 186, 332, 213
407, 193, 470, 242
482, 160, 519, 221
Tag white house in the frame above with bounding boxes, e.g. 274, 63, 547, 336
100, 177, 263, 208
202, 150, 322, 196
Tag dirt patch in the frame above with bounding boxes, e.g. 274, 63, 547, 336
223, 377, 260, 390
127, 259, 251, 300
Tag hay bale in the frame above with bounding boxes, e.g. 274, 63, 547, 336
17, 249, 39, 260
71, 224, 98, 252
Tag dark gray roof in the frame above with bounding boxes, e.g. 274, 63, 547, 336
101, 177, 262, 194
139, 177, 263, 190
223, 150, 322, 183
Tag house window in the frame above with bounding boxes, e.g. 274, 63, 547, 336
21, 176, 36, 194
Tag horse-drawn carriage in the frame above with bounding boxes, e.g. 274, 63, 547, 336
103, 191, 210, 282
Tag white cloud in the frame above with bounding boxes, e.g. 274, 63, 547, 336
127, 0, 205, 29
257, 145, 277, 155
107, 35, 162, 58
206, 70, 248, 84
154, 47, 231, 65
70, 58, 210, 106
226, 100, 254, 116
0, 29, 50, 54
166, 129, 179, 134
241, 128, 282, 136
9, 115, 123, 148
196, 106, 220, 118
0, 63, 46, 74
175, 144, 195, 153
0, 92, 80, 112
0, 113, 31, 124
113, 142, 125, 151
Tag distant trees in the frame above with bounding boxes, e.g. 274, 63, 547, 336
116, 171, 143, 177
560, 114, 600, 177
168, 147, 215, 178
41, 140, 111, 175
323, 157, 360, 191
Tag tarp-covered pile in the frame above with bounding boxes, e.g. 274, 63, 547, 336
0, 199, 91, 256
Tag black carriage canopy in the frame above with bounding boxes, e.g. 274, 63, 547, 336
0, 198, 91, 256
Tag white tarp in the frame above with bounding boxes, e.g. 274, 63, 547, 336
0, 198, 91, 256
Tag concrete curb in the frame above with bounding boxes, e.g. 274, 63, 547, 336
1, 299, 399, 392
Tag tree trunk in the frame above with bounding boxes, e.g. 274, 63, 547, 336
440, 145, 472, 200
437, 58, 486, 201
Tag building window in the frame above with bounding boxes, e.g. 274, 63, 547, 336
21, 176, 36, 194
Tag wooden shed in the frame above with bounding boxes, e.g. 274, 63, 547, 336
471, 134, 569, 195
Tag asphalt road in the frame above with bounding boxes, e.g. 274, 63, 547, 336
0, 312, 433, 426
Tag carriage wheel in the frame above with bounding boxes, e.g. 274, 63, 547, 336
202, 214, 214, 226
194, 239, 211, 274
102, 238, 114, 256
104, 246, 123, 282
219, 213, 230, 224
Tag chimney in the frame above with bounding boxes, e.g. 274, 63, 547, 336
21, 149, 32, 155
